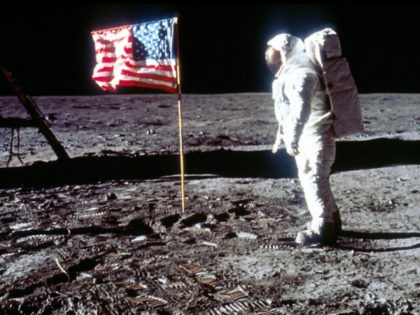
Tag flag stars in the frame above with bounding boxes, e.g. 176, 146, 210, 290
132, 21, 172, 61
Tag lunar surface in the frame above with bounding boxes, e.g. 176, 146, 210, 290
0, 93, 419, 314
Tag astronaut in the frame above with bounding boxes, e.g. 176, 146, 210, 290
265, 33, 341, 245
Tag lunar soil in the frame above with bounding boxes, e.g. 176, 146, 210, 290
0, 93, 419, 314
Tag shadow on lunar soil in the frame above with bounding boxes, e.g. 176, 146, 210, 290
336, 230, 420, 253
0, 138, 418, 188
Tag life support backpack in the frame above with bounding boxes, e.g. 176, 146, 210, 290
304, 28, 363, 138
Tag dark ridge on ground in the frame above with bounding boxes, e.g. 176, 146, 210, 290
0, 139, 418, 188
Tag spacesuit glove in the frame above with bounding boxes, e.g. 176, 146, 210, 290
272, 135, 282, 153
285, 139, 299, 156
272, 125, 283, 154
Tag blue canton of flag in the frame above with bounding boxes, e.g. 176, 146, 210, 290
132, 19, 175, 62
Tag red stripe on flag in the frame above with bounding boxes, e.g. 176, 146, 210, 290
92, 76, 113, 83
96, 66, 114, 73
124, 62, 175, 72
96, 47, 115, 54
120, 69, 177, 83
101, 56, 117, 63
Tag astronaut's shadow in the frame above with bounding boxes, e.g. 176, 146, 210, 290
335, 230, 420, 252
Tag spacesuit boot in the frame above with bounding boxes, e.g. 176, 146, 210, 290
302, 210, 341, 234
295, 219, 340, 245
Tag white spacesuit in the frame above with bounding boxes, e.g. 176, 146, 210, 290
266, 33, 341, 245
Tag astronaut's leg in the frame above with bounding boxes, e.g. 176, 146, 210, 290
294, 135, 340, 244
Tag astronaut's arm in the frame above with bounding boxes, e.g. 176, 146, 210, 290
272, 121, 283, 153
283, 72, 316, 155
272, 80, 283, 153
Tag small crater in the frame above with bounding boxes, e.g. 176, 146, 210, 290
160, 214, 181, 228
214, 212, 230, 222
8, 285, 35, 298
224, 232, 237, 239
351, 278, 370, 288
228, 207, 251, 217
126, 219, 154, 235
180, 212, 207, 228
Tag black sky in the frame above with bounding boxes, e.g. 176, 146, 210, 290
1, 2, 419, 95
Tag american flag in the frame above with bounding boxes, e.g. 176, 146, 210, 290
91, 18, 177, 93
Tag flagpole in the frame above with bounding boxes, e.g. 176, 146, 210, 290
174, 17, 186, 213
